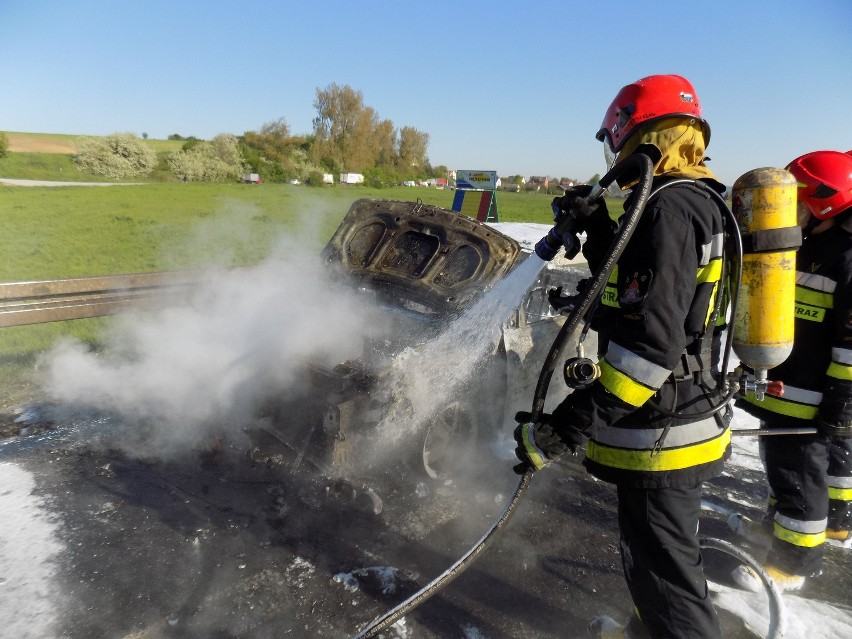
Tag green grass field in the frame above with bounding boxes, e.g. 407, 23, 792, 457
0, 182, 567, 405
0, 140, 610, 406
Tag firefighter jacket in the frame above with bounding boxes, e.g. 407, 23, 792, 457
739, 220, 852, 428
553, 177, 732, 488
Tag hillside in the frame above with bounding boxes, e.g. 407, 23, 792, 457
2, 131, 184, 154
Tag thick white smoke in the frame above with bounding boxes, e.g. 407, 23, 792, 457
39, 224, 390, 457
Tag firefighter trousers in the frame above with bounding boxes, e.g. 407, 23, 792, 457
616, 483, 721, 639
760, 416, 852, 576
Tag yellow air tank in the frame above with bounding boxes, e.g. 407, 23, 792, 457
732, 167, 799, 384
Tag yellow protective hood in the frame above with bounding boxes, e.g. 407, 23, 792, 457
617, 116, 717, 183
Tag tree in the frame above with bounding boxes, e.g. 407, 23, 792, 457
73, 133, 157, 179
312, 83, 367, 171
397, 126, 429, 170
0, 131, 8, 158
311, 84, 398, 172
372, 119, 396, 169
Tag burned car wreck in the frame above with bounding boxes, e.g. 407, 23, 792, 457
255, 198, 588, 510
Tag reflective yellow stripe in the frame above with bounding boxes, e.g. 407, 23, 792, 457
602, 268, 619, 308
521, 425, 548, 470
696, 255, 723, 330
796, 286, 833, 309
703, 281, 720, 327
598, 359, 656, 407
585, 428, 730, 472
827, 361, 852, 381
829, 486, 852, 501
697, 257, 722, 284
773, 522, 826, 548
743, 393, 819, 419
795, 303, 825, 322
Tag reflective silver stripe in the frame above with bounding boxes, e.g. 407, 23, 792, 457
833, 347, 852, 366
828, 474, 852, 489
699, 233, 725, 266
779, 385, 823, 406
593, 417, 723, 451
797, 271, 836, 293
774, 512, 826, 534
605, 341, 671, 390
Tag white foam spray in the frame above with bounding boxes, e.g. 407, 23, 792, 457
374, 253, 546, 447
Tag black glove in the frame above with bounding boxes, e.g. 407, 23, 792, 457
551, 185, 610, 235
816, 416, 852, 440
547, 278, 591, 313
551, 186, 613, 267
513, 413, 567, 474
512, 409, 590, 474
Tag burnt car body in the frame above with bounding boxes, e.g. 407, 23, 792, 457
258, 199, 588, 507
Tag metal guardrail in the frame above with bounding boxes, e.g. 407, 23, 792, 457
0, 271, 200, 328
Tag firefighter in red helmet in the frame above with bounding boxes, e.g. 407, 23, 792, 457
732, 150, 852, 591
515, 74, 730, 638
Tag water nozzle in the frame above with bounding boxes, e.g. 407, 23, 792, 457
534, 229, 563, 261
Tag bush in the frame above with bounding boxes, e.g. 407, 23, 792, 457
0, 132, 8, 158
166, 133, 245, 182
305, 170, 326, 187
73, 133, 157, 179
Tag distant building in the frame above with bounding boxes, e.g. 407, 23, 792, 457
339, 173, 364, 185
526, 176, 550, 192
500, 176, 524, 192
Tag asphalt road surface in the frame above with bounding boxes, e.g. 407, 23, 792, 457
3, 406, 852, 639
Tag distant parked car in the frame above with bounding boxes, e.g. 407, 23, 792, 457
289, 179, 301, 185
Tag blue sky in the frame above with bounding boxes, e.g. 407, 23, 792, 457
1, 0, 850, 187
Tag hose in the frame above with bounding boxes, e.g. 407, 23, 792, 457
351, 471, 533, 639
351, 154, 656, 639
732, 426, 818, 437
699, 537, 786, 639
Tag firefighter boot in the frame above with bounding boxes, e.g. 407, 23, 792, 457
588, 616, 626, 639
826, 528, 852, 548
731, 563, 805, 592
588, 614, 648, 639
827, 502, 852, 548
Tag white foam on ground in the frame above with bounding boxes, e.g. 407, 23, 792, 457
0, 463, 64, 639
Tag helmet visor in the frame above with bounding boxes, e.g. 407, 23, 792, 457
603, 137, 618, 172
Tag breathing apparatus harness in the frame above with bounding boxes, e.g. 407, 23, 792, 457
557, 176, 742, 429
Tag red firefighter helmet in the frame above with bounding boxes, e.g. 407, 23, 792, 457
786, 150, 852, 220
596, 74, 709, 153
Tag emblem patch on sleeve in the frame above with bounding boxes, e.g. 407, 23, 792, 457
619, 269, 653, 305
